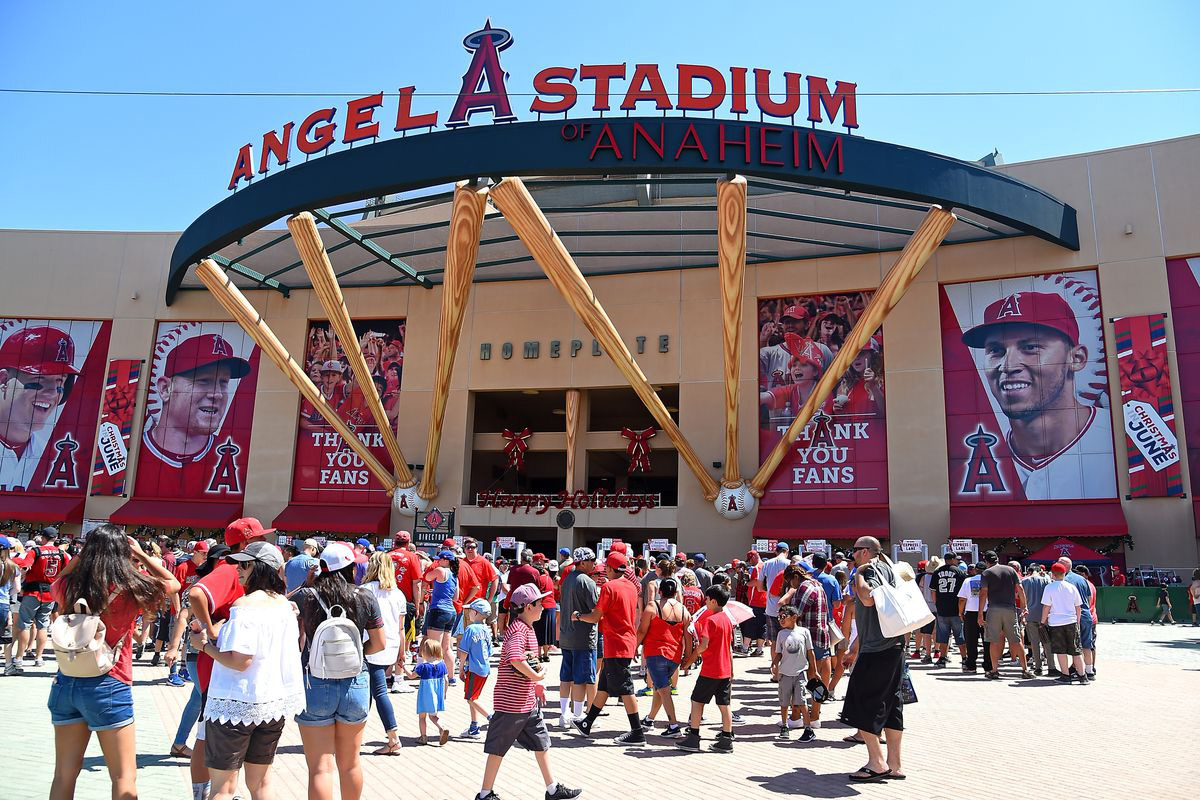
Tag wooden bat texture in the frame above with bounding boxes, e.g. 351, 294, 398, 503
749, 206, 957, 495
565, 388, 581, 490
194, 258, 397, 491
490, 176, 721, 501
717, 176, 747, 487
288, 212, 415, 487
419, 182, 489, 500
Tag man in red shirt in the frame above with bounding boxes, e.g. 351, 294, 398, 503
677, 584, 736, 753
505, 550, 540, 613
571, 551, 646, 746
389, 530, 423, 669
13, 528, 69, 667
742, 550, 767, 656
184, 517, 273, 799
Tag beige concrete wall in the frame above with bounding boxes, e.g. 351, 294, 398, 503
2, 135, 1198, 569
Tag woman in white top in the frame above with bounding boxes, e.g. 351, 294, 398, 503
191, 542, 304, 800
361, 552, 406, 755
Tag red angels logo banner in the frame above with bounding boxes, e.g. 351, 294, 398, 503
1113, 313, 1181, 497
291, 318, 405, 505
133, 322, 261, 499
0, 318, 112, 496
757, 292, 888, 505
1165, 258, 1200, 500
90, 359, 143, 497
941, 270, 1117, 503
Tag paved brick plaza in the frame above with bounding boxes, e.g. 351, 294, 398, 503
4, 622, 1198, 799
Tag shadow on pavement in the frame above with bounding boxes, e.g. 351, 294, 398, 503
747, 767, 861, 797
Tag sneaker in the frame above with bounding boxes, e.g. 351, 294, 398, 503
962, 666, 977, 674
134, 644, 144, 661
777, 725, 790, 740
730, 712, 745, 724
641, 716, 653, 730
676, 729, 702, 752
3, 663, 18, 676
1069, 666, 1080, 679
33, 657, 44, 668
151, 652, 161, 667
1077, 673, 1090, 685
935, 658, 947, 668
447, 677, 457, 687
571, 719, 593, 738
179, 667, 192, 682
545, 784, 582, 800
478, 792, 502, 800
1033, 667, 1043, 676
1054, 674, 1073, 684
799, 727, 816, 742
635, 687, 653, 697
167, 673, 186, 687
662, 722, 684, 737
749, 647, 764, 657
461, 723, 481, 738
614, 731, 646, 747
1047, 667, 1062, 677
921, 654, 932, 664
984, 670, 1000, 680
711, 732, 734, 753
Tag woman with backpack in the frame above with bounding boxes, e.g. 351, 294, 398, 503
46, 524, 180, 800
293, 542, 386, 800
192, 541, 304, 800
360, 551, 406, 755
420, 549, 458, 681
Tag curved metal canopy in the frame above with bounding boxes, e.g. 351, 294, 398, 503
167, 117, 1079, 304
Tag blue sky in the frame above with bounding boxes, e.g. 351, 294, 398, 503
2, 1, 1197, 231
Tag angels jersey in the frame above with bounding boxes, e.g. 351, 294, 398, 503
0, 426, 51, 491
137, 421, 244, 497
1009, 407, 1116, 500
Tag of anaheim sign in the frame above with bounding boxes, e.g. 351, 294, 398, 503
229, 20, 859, 190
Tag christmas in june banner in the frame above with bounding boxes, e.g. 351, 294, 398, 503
1113, 313, 1183, 497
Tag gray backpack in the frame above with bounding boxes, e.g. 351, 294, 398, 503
306, 590, 364, 679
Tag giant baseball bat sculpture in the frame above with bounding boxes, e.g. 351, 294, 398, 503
194, 258, 396, 491
418, 182, 489, 500
748, 206, 957, 495
717, 176, 747, 488
289, 212, 414, 489
491, 176, 720, 501
565, 388, 581, 491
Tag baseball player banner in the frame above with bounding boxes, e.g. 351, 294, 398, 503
132, 322, 261, 500
757, 292, 888, 505
1165, 257, 1200, 499
291, 318, 405, 505
0, 319, 112, 496
941, 270, 1117, 502
1113, 313, 1181, 497
90, 359, 143, 497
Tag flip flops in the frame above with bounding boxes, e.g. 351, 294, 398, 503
849, 767, 892, 782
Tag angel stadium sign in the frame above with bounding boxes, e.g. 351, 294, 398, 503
227, 20, 860, 190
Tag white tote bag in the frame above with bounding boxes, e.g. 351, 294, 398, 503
870, 564, 934, 638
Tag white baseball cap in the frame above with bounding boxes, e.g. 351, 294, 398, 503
320, 542, 355, 573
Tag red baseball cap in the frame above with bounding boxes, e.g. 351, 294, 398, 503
442, 538, 456, 549
0, 326, 80, 376
785, 333, 824, 373
606, 551, 628, 569
532, 552, 547, 562
674, 552, 687, 562
780, 305, 809, 322
962, 292, 1079, 349
610, 540, 629, 554
225, 517, 275, 547
395, 531, 411, 543
165, 334, 252, 380
1050, 562, 1068, 574
193, 541, 210, 553
731, 559, 742, 568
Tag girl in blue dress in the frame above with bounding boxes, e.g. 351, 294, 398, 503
408, 639, 450, 745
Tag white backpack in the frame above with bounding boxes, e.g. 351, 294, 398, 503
306, 590, 364, 679
50, 595, 126, 678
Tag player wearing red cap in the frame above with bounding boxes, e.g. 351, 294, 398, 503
140, 333, 252, 496
760, 334, 825, 413
0, 325, 80, 490
759, 306, 832, 389
961, 290, 1114, 500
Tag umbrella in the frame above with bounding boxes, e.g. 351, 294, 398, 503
689, 600, 754, 634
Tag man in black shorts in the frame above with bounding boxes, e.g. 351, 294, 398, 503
677, 585, 737, 753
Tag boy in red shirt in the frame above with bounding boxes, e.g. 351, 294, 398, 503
677, 584, 736, 753
571, 551, 645, 746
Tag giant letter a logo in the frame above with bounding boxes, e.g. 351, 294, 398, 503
961, 425, 1006, 495
446, 21, 516, 128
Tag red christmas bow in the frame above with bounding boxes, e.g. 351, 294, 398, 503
622, 426, 656, 474
502, 427, 532, 472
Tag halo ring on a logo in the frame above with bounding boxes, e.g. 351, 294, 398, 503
463, 24, 512, 52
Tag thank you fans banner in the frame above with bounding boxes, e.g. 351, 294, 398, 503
1113, 313, 1182, 497
90, 359, 142, 497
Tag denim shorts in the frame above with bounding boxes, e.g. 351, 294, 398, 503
18, 595, 54, 631
935, 615, 965, 645
813, 645, 831, 660
424, 607, 455, 635
645, 655, 679, 688
1079, 615, 1096, 650
0, 602, 10, 643
559, 648, 597, 684
48, 673, 134, 731
295, 670, 370, 727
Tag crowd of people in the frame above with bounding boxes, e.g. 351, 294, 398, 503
2, 521, 1199, 799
